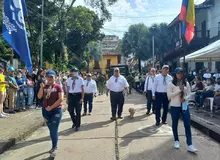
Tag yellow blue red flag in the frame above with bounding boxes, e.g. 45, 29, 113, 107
179, 0, 195, 44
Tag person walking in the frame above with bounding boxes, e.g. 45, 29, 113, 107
37, 70, 63, 158
144, 68, 156, 115
66, 68, 84, 131
7, 66, 18, 114
167, 67, 197, 152
82, 73, 97, 116
0, 64, 9, 118
106, 68, 129, 120
152, 65, 173, 126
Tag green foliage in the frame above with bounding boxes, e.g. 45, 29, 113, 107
121, 23, 174, 61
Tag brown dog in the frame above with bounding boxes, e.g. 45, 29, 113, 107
128, 108, 135, 118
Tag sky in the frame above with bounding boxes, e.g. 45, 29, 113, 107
72, 0, 206, 38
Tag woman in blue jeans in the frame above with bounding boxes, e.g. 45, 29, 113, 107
167, 67, 197, 153
38, 70, 63, 158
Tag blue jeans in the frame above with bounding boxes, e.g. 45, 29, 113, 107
16, 91, 25, 109
170, 106, 192, 145
42, 108, 62, 149
27, 86, 34, 106
199, 90, 214, 106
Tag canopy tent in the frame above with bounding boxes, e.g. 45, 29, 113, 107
180, 39, 220, 62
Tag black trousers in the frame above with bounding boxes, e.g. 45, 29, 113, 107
84, 93, 93, 113
147, 90, 155, 112
68, 93, 82, 127
110, 91, 124, 117
155, 92, 169, 123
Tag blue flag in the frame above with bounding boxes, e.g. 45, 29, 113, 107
2, 0, 32, 72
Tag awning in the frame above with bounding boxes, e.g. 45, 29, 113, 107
180, 39, 220, 62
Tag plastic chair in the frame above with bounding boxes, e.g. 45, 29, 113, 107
206, 97, 214, 113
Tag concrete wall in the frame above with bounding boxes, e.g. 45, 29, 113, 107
196, 0, 220, 38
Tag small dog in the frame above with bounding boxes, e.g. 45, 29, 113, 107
128, 108, 135, 118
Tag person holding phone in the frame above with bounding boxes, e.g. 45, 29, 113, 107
37, 70, 63, 158
167, 67, 197, 153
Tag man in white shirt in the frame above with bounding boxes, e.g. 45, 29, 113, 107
82, 73, 97, 116
144, 68, 156, 115
152, 65, 173, 126
66, 68, 84, 131
213, 69, 220, 80
106, 68, 129, 121
203, 69, 211, 79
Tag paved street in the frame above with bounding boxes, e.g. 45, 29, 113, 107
1, 91, 220, 160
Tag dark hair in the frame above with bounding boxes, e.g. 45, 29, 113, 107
172, 72, 187, 87
196, 76, 202, 81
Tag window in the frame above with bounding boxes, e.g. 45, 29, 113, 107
218, 22, 220, 35
107, 59, 111, 67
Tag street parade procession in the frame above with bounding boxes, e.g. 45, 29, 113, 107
1, 0, 220, 160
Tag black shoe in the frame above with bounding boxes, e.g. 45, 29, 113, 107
75, 127, 80, 131
155, 122, 160, 126
8, 111, 16, 114
162, 121, 167, 124
110, 117, 117, 121
72, 124, 76, 129
118, 116, 123, 119
146, 111, 150, 115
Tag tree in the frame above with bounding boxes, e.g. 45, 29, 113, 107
121, 23, 150, 60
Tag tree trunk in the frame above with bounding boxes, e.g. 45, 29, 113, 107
138, 58, 141, 73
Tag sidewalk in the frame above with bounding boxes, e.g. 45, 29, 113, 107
0, 104, 67, 154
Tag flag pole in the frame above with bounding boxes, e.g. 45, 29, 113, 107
40, 0, 44, 68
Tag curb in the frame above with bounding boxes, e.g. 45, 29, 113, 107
190, 114, 220, 143
0, 106, 67, 155
0, 120, 44, 154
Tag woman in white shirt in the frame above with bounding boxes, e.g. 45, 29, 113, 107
167, 67, 197, 153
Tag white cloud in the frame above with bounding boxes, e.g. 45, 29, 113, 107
72, 0, 201, 38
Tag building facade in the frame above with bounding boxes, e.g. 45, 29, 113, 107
164, 0, 220, 72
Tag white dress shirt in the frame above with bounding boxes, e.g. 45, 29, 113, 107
84, 79, 97, 93
67, 77, 84, 93
152, 74, 173, 96
214, 73, 220, 79
203, 73, 211, 79
106, 75, 129, 92
144, 75, 155, 91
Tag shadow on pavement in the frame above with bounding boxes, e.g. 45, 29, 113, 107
118, 114, 150, 126
122, 137, 198, 160
120, 125, 161, 147
24, 151, 51, 160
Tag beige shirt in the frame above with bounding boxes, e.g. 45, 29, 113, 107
167, 82, 191, 107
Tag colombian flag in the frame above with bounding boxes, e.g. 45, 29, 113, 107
179, 0, 195, 44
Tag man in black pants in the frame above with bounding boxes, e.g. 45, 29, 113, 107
152, 65, 173, 126
66, 68, 84, 131
106, 68, 129, 120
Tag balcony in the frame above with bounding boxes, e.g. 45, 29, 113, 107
164, 30, 210, 61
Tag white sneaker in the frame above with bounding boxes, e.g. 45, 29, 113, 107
187, 145, 198, 153
50, 149, 57, 158
2, 112, 9, 116
0, 114, 7, 118
29, 105, 36, 109
174, 141, 180, 149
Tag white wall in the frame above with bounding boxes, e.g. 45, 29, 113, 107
196, 0, 220, 38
